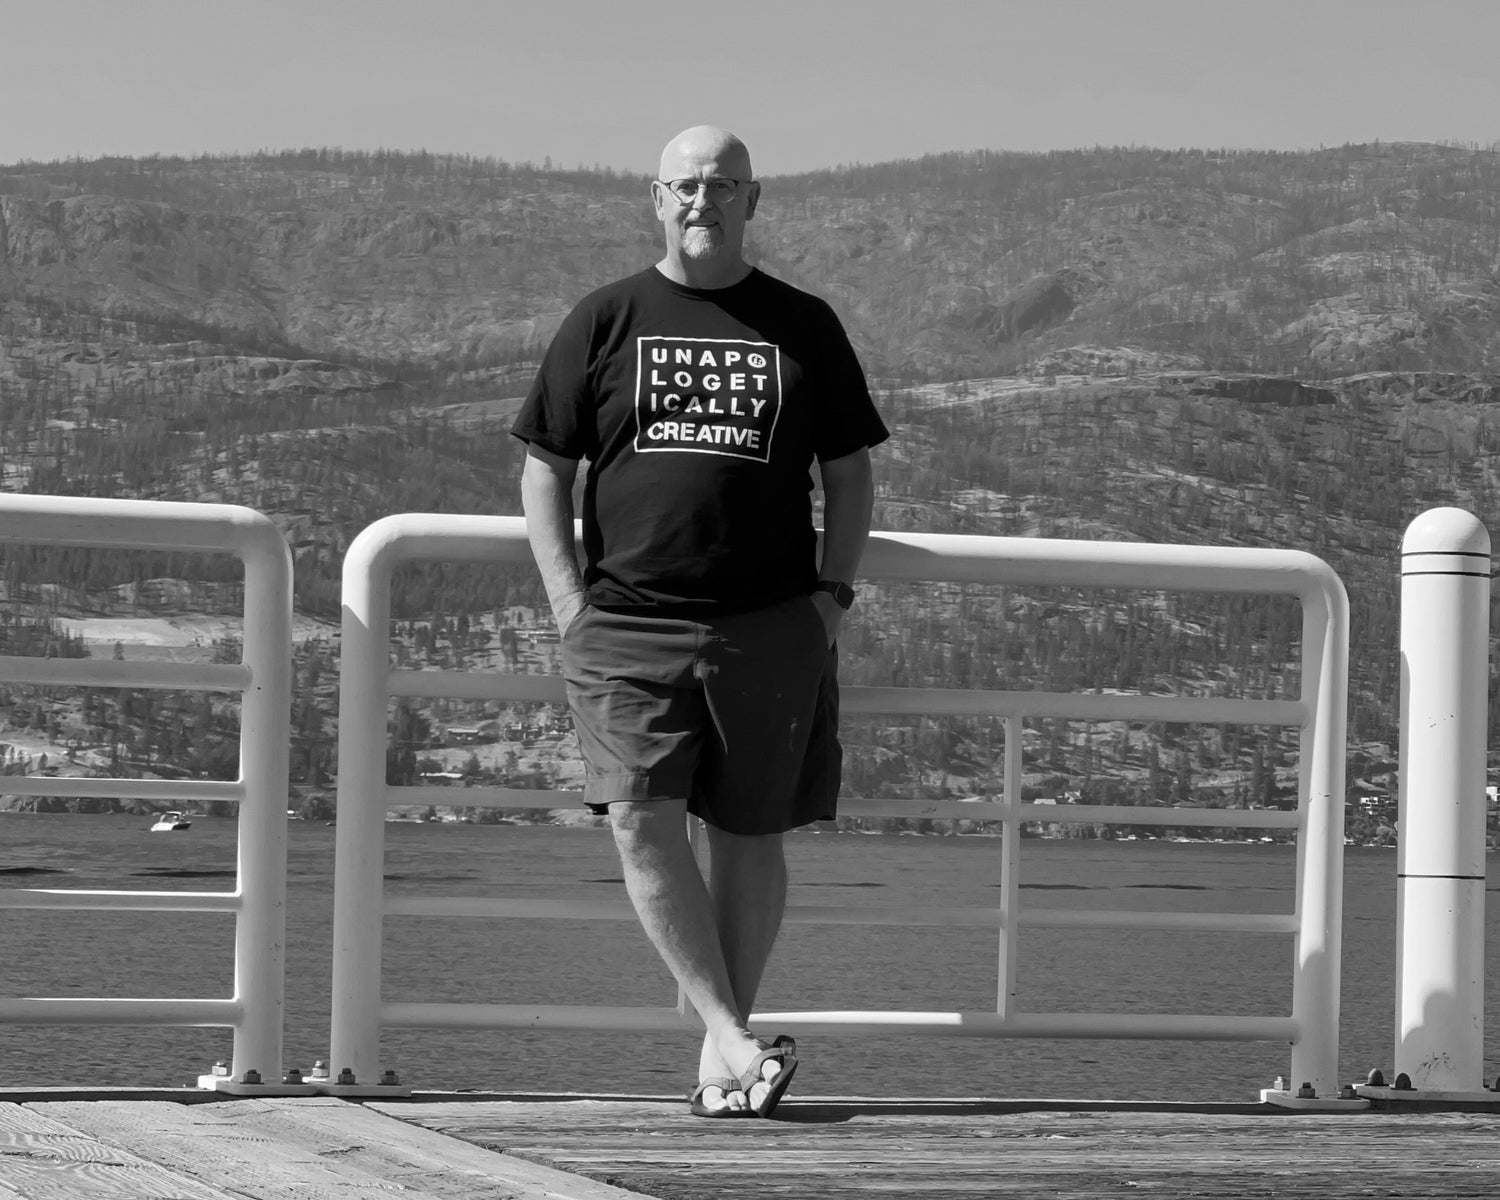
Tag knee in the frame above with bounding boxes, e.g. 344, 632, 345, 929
706, 825, 785, 868
608, 799, 686, 848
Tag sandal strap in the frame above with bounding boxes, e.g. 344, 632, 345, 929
690, 1076, 742, 1102
737, 1036, 797, 1091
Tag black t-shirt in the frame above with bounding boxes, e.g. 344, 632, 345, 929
512, 267, 889, 615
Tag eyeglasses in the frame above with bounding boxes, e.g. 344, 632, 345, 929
656, 177, 747, 205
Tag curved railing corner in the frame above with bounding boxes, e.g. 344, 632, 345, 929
0, 494, 295, 1093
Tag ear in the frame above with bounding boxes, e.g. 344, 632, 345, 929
650, 178, 669, 220
744, 179, 761, 220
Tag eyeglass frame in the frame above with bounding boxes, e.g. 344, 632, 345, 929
654, 176, 751, 205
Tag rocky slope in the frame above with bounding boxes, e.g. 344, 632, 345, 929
1, 142, 1498, 817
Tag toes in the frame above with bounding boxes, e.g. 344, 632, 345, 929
700, 1083, 749, 1113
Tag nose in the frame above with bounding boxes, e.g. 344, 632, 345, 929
687, 186, 714, 211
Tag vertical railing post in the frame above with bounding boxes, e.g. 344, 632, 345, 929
328, 524, 399, 1089
227, 517, 295, 1085
1394, 507, 1491, 1094
996, 715, 1022, 1020
1286, 562, 1349, 1099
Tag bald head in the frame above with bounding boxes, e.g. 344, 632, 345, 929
651, 124, 761, 288
658, 125, 754, 183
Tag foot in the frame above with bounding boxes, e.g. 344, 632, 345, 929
689, 1076, 751, 1117
736, 1035, 797, 1116
702, 1031, 774, 1105
707, 1033, 796, 1116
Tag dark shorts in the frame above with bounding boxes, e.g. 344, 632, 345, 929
559, 594, 841, 836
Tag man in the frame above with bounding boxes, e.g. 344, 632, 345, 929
512, 125, 887, 1118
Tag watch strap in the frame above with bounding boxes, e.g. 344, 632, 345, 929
815, 580, 856, 610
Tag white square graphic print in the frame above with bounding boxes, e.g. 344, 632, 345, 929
634, 337, 782, 462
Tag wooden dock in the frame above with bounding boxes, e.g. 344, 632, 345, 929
2, 1090, 1499, 1199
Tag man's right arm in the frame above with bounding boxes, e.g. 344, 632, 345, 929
520, 444, 588, 636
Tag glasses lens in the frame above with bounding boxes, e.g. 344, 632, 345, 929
665, 178, 739, 203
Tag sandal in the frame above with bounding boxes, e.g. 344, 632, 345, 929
689, 1076, 753, 1118
736, 1035, 798, 1118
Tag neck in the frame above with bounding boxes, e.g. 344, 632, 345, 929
655, 251, 752, 290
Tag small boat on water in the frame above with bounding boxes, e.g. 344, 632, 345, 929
150, 811, 192, 832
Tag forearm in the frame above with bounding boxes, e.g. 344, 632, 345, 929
520, 451, 587, 631
818, 448, 875, 583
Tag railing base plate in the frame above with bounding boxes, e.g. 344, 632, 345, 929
313, 1082, 414, 1098
1260, 1088, 1369, 1111
1357, 1085, 1500, 1108
197, 1075, 320, 1097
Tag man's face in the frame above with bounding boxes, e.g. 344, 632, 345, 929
652, 139, 759, 265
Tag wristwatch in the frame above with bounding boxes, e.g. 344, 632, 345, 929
815, 580, 856, 610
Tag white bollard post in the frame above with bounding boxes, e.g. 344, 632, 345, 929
1393, 507, 1490, 1096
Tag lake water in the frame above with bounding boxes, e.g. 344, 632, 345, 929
1, 814, 1497, 1102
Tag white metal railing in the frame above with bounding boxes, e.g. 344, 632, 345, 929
328, 515, 1348, 1098
0, 494, 294, 1089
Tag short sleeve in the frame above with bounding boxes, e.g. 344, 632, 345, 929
510, 303, 595, 459
810, 305, 889, 462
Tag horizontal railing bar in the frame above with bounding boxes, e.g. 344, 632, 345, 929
386, 897, 1006, 925
1021, 909, 1298, 933
389, 670, 564, 702
754, 1010, 1300, 1042
1031, 804, 1302, 829
386, 786, 584, 809
364, 518, 1337, 601
385, 668, 1304, 727
860, 530, 1335, 600
0, 494, 280, 556
382, 1002, 693, 1031
383, 786, 1302, 830
837, 799, 1302, 827
0, 656, 251, 692
845, 687, 1305, 724
0, 889, 240, 913
0, 777, 243, 802
386, 895, 631, 919
384, 895, 1295, 935
0, 998, 241, 1027
380, 1001, 1297, 1043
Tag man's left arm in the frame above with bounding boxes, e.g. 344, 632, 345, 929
812, 447, 875, 645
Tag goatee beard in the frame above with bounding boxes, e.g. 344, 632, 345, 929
681, 226, 724, 261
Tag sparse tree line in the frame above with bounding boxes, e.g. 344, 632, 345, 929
2, 143, 1499, 820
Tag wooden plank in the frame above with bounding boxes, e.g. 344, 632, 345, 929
0, 1101, 235, 1200
36, 1097, 651, 1200
253, 1097, 653, 1200
381, 1098, 1500, 1200
29, 1099, 406, 1200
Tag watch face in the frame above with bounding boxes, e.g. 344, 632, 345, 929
818, 581, 855, 609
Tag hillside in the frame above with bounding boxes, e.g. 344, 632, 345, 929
1, 142, 1498, 828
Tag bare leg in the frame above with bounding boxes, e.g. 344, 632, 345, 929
697, 823, 789, 1105
609, 798, 776, 1111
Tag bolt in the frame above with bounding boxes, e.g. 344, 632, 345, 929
310, 1061, 330, 1080
283, 1068, 304, 1085
1365, 1068, 1386, 1087
1393, 1072, 1413, 1091
337, 1067, 356, 1085
379, 1069, 400, 1086
241, 1069, 262, 1085
1490, 1077, 1500, 1093
212, 1060, 230, 1077
1296, 1082, 1315, 1099
1339, 1085, 1356, 1100
1272, 1075, 1285, 1091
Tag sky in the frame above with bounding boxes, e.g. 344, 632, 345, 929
3, 0, 1497, 177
